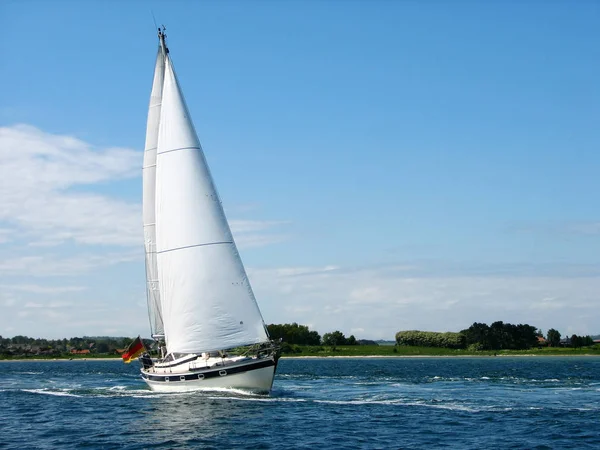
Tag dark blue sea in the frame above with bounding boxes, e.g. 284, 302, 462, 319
1, 357, 599, 449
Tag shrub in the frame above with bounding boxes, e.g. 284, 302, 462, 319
395, 330, 466, 349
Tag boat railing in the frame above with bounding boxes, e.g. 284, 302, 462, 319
240, 340, 281, 359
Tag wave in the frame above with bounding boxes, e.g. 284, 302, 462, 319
17, 385, 275, 400
14, 385, 600, 415
22, 388, 82, 398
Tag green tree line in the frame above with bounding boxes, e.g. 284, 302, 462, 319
266, 323, 367, 353
396, 322, 597, 351
2, 321, 596, 358
460, 322, 538, 350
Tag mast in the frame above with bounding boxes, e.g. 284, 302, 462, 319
154, 34, 269, 355
142, 27, 167, 339
158, 26, 169, 55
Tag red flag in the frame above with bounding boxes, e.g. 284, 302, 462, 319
122, 336, 145, 363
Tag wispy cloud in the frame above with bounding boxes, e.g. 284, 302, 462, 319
249, 262, 600, 340
0, 124, 141, 247
227, 203, 261, 214
0, 124, 291, 250
230, 220, 291, 249
230, 220, 289, 233
0, 252, 140, 277
3, 284, 87, 294
0, 228, 13, 244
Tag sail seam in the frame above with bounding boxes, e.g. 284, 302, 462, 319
157, 146, 200, 156
158, 241, 233, 254
143, 164, 157, 169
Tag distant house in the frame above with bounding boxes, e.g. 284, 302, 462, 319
6, 344, 42, 353
559, 337, 571, 347
537, 336, 547, 346
8, 344, 29, 350
70, 349, 90, 355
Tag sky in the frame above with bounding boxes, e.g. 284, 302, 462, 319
1, 0, 599, 341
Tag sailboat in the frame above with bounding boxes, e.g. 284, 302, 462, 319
138, 28, 279, 393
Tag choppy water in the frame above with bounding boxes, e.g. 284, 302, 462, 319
1, 357, 599, 449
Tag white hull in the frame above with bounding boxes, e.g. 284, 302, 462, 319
141, 355, 277, 393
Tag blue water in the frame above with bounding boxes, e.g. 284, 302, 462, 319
1, 357, 599, 449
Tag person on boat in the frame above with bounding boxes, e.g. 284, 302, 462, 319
140, 352, 153, 369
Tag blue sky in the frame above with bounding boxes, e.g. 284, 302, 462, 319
1, 1, 599, 340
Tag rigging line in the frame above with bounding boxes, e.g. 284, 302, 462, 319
151, 10, 158, 32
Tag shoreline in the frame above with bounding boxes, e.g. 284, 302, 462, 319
2, 354, 599, 362
282, 353, 600, 359
0, 358, 124, 362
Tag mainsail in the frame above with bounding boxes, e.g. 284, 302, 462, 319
142, 43, 166, 337
153, 42, 269, 355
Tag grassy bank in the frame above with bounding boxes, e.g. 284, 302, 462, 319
2, 345, 599, 361
280, 345, 600, 357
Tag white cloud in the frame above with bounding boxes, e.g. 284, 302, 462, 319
0, 228, 13, 244
23, 302, 44, 308
229, 220, 289, 234
249, 264, 600, 340
3, 284, 86, 294
0, 252, 139, 277
0, 124, 141, 247
229, 220, 291, 249
228, 203, 261, 213
0, 124, 290, 250
235, 233, 290, 249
